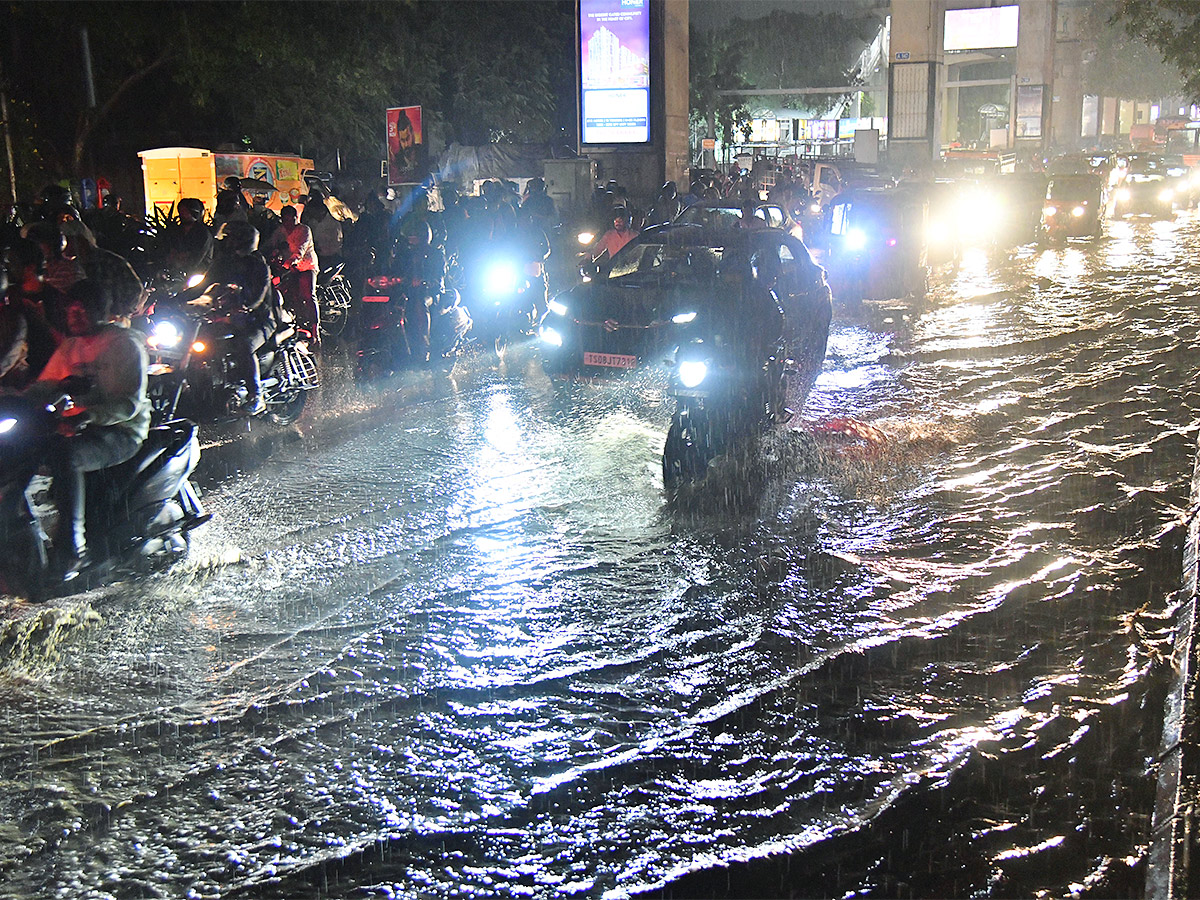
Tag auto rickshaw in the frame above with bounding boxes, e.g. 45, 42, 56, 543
818, 186, 928, 302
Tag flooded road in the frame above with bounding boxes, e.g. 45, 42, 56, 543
3, 212, 1200, 899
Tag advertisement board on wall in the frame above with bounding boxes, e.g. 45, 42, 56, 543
387, 106, 424, 185
943, 5, 1019, 52
580, 0, 650, 144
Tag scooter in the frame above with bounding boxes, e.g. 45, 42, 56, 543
143, 283, 319, 426
0, 393, 208, 600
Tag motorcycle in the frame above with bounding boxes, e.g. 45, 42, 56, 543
0, 393, 207, 600
142, 283, 319, 426
456, 250, 540, 356
662, 336, 789, 490
316, 262, 353, 339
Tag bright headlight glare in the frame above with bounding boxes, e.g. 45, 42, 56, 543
150, 321, 182, 348
547, 299, 568, 317
484, 261, 519, 296
0, 417, 15, 435
844, 228, 867, 250
1071, 206, 1086, 217
539, 326, 563, 347
1118, 188, 1131, 202
186, 273, 205, 289
577, 231, 595, 245
1043, 205, 1057, 217
1159, 188, 1174, 201
678, 360, 708, 388
672, 311, 697, 324
809, 203, 821, 214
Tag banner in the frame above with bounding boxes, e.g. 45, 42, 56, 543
580, 0, 650, 144
387, 106, 423, 185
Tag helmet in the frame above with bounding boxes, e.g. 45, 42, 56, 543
526, 177, 546, 194
40, 183, 72, 210
215, 221, 259, 254
660, 181, 677, 200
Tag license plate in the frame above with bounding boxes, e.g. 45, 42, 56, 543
583, 351, 637, 369
362, 295, 391, 303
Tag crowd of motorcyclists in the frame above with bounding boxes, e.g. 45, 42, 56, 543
0, 159, 814, 590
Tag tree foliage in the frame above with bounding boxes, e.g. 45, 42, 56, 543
689, 28, 752, 147
1, 0, 574, 192
728, 9, 879, 113
1115, 0, 1200, 100
1083, 0, 1185, 100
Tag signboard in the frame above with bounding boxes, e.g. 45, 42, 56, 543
386, 106, 423, 185
1016, 84, 1044, 138
580, 0, 650, 144
944, 5, 1019, 51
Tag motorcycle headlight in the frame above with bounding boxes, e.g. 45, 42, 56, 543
809, 203, 821, 214
547, 298, 569, 317
577, 231, 595, 245
1117, 188, 1131, 202
186, 272, 206, 289
0, 417, 16, 436
484, 261, 519, 296
1042, 205, 1058, 217
844, 228, 868, 251
678, 360, 708, 388
1071, 206, 1086, 217
149, 320, 183, 349
671, 311, 697, 324
1159, 188, 1174, 202
539, 325, 563, 347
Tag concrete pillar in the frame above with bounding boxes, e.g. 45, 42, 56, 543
1015, 0, 1057, 154
1052, 1, 1083, 149
887, 0, 944, 174
663, 0, 689, 191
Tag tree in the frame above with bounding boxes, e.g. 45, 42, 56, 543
1084, 1, 1185, 100
1115, 0, 1200, 100
729, 10, 879, 114
689, 27, 752, 168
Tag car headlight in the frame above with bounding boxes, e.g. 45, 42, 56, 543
547, 298, 568, 317
671, 311, 697, 324
1159, 188, 1174, 202
539, 325, 563, 347
1117, 188, 1131, 202
844, 228, 867, 251
678, 360, 708, 388
1043, 205, 1057, 217
1071, 206, 1086, 217
149, 320, 183, 349
0, 417, 16, 436
577, 231, 595, 245
484, 260, 519, 296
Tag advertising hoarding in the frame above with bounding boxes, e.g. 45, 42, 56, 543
387, 106, 423, 185
943, 5, 1019, 51
580, 0, 650, 144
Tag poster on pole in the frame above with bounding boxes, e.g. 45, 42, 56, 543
579, 0, 650, 144
386, 106, 423, 185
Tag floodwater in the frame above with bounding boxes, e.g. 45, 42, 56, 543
3, 213, 1200, 899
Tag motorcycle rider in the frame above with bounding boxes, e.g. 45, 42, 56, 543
23, 265, 150, 581
214, 176, 251, 226
206, 221, 273, 415
646, 181, 682, 226
520, 177, 557, 230
265, 205, 320, 346
164, 198, 214, 274
591, 207, 638, 262
2, 238, 67, 379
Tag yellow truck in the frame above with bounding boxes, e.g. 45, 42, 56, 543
138, 147, 315, 218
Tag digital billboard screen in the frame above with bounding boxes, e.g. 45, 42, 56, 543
943, 5, 1019, 51
580, 0, 650, 144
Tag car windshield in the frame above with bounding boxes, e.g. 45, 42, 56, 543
608, 233, 725, 280
1047, 177, 1097, 199
676, 206, 742, 228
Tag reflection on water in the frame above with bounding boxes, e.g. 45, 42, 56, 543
1, 215, 1198, 899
